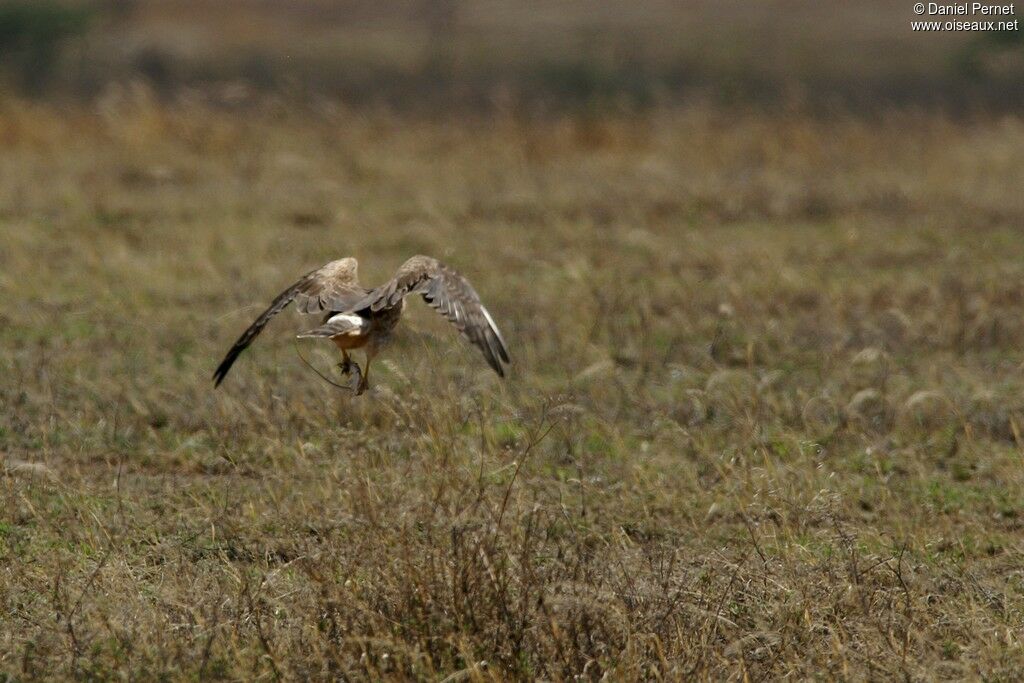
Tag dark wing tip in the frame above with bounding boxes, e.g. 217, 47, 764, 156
212, 345, 244, 388
494, 332, 511, 364
212, 359, 230, 388
482, 330, 507, 378
479, 306, 511, 370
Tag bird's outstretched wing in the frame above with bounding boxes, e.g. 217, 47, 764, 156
213, 257, 364, 387
354, 255, 511, 376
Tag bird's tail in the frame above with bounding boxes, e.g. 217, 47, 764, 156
296, 313, 366, 339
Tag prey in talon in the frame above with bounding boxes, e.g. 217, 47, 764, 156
336, 351, 357, 377
335, 352, 363, 394
212, 255, 510, 396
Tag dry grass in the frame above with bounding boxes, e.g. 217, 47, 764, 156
3, 95, 1024, 679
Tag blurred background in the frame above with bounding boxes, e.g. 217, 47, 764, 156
6, 3, 1024, 679
1, 0, 1023, 112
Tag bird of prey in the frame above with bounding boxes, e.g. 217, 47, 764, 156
213, 255, 510, 394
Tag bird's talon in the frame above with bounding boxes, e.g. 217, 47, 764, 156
337, 359, 361, 377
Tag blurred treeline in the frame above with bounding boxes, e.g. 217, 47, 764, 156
1, 0, 1023, 112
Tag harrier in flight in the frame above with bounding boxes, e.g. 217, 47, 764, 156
213, 255, 510, 394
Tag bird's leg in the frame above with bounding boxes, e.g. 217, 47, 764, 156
354, 351, 373, 396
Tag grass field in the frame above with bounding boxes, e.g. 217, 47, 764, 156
3, 97, 1024, 679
